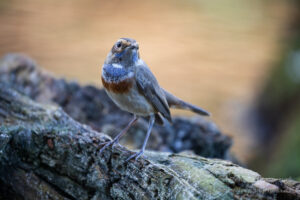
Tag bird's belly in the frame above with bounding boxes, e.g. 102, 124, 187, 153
106, 85, 155, 116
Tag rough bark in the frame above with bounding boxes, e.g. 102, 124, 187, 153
0, 57, 299, 200
0, 54, 232, 160
0, 84, 299, 200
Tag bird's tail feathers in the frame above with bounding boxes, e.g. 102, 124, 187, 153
178, 101, 210, 116
163, 89, 210, 116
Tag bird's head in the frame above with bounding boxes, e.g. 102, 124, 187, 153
105, 38, 140, 66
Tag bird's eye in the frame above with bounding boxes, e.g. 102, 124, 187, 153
116, 42, 122, 48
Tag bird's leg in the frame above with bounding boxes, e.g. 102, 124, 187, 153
99, 115, 138, 153
126, 114, 155, 162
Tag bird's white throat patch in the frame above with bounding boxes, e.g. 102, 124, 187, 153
112, 63, 123, 69
135, 59, 144, 66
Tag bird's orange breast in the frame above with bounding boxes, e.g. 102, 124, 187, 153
102, 76, 134, 94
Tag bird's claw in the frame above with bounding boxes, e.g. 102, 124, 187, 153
99, 140, 113, 153
125, 150, 145, 162
99, 139, 125, 154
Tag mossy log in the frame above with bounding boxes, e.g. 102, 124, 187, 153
0, 57, 299, 200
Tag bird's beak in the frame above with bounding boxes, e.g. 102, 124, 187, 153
130, 43, 139, 50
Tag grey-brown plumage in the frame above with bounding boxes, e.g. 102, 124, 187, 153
100, 38, 210, 161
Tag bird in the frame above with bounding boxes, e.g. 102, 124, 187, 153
100, 38, 210, 161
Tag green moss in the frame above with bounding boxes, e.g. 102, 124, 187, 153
207, 159, 260, 185
165, 155, 233, 199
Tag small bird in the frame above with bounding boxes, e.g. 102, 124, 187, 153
100, 38, 210, 161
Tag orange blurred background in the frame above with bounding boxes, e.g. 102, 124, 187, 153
0, 0, 293, 164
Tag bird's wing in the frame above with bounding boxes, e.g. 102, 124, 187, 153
135, 64, 172, 122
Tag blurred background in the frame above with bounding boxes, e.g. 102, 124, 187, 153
0, 0, 299, 179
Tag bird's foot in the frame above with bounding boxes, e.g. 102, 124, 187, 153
99, 140, 113, 153
99, 139, 123, 153
126, 150, 145, 162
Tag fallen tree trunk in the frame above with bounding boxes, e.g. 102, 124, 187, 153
0, 54, 232, 160
0, 80, 299, 199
